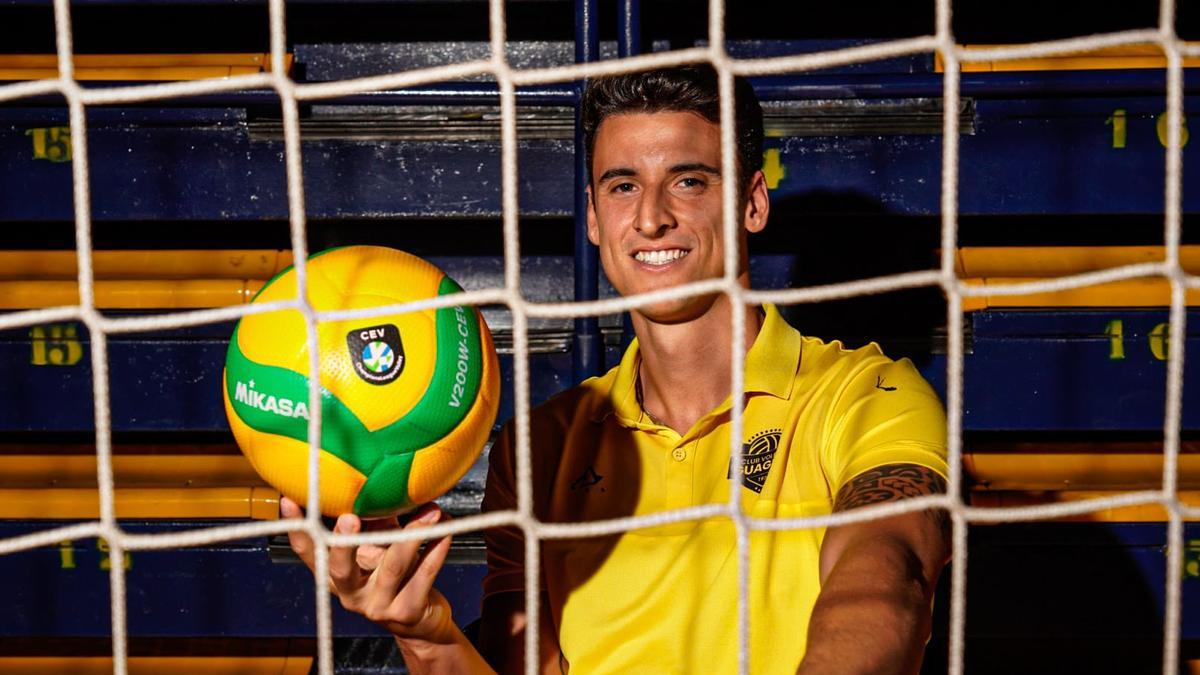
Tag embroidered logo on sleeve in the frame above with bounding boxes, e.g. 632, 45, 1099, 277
570, 465, 605, 492
727, 429, 781, 494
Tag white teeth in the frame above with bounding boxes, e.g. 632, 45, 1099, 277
634, 249, 688, 265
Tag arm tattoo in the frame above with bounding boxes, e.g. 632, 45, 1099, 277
833, 463, 949, 535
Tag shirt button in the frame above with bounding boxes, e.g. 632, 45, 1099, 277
672, 448, 687, 462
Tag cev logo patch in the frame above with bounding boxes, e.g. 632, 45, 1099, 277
347, 324, 405, 385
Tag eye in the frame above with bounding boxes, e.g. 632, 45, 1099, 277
611, 182, 637, 194
676, 176, 706, 189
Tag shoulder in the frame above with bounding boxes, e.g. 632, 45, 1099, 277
801, 337, 948, 488
486, 366, 623, 515
494, 363, 622, 449
536, 365, 621, 430
540, 369, 618, 426
753, 305, 924, 399
798, 336, 936, 405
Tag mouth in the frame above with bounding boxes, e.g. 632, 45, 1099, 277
632, 248, 690, 266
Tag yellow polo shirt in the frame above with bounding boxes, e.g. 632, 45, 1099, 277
482, 304, 947, 673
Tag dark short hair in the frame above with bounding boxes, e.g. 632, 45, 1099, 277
581, 65, 764, 193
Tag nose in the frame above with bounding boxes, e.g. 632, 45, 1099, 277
634, 186, 676, 238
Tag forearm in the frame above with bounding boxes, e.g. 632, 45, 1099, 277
799, 535, 933, 675
396, 626, 498, 675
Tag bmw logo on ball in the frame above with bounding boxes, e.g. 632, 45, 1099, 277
347, 324, 405, 385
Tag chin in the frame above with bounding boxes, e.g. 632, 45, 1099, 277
632, 293, 721, 325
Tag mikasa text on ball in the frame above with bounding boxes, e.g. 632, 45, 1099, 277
222, 246, 500, 518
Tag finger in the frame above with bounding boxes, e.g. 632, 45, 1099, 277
362, 513, 400, 530
371, 505, 442, 600
281, 497, 317, 572
329, 514, 365, 593
386, 532, 453, 632
356, 545, 387, 572
401, 526, 453, 606
356, 515, 401, 571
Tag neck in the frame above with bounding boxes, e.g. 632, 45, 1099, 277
633, 290, 763, 435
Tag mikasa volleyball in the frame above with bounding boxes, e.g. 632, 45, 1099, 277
222, 246, 500, 517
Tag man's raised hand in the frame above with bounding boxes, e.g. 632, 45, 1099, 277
280, 497, 457, 644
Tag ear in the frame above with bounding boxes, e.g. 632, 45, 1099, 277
742, 170, 770, 234
586, 184, 601, 246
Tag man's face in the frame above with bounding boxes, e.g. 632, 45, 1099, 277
587, 110, 768, 324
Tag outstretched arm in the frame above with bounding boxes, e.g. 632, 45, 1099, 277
798, 464, 951, 675
281, 498, 496, 675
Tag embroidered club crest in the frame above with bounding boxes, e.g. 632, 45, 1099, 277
728, 428, 781, 494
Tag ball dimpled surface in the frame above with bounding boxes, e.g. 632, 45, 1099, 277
222, 246, 500, 517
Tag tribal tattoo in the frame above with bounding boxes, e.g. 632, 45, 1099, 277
833, 463, 949, 535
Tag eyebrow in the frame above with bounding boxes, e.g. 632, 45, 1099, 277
597, 167, 636, 183
670, 162, 721, 176
596, 163, 721, 184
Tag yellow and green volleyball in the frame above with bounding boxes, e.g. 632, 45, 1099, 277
222, 245, 500, 518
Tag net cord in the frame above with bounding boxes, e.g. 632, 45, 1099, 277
0, 0, 1188, 673
1160, 2, 1187, 666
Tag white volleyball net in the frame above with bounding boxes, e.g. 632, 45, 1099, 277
0, 0, 1193, 673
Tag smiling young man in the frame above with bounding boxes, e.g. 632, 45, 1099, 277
284, 66, 950, 675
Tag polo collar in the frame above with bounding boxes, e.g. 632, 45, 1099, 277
744, 303, 801, 400
603, 334, 647, 427
597, 303, 800, 426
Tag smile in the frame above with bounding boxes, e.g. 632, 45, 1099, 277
633, 249, 689, 266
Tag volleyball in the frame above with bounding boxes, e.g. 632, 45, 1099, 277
222, 245, 500, 518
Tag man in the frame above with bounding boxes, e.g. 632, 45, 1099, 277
283, 65, 950, 674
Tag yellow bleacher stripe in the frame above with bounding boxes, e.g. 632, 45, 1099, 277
961, 277, 1200, 310
937, 44, 1200, 72
0, 54, 270, 67
965, 452, 1200, 491
0, 250, 292, 281
0, 657, 312, 675
0, 454, 264, 488
0, 53, 293, 81
1, 67, 251, 81
957, 245, 1200, 277
249, 486, 282, 520
0, 279, 264, 309
3, 248, 1193, 310
0, 487, 280, 519
970, 490, 1200, 522
976, 56, 1196, 72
